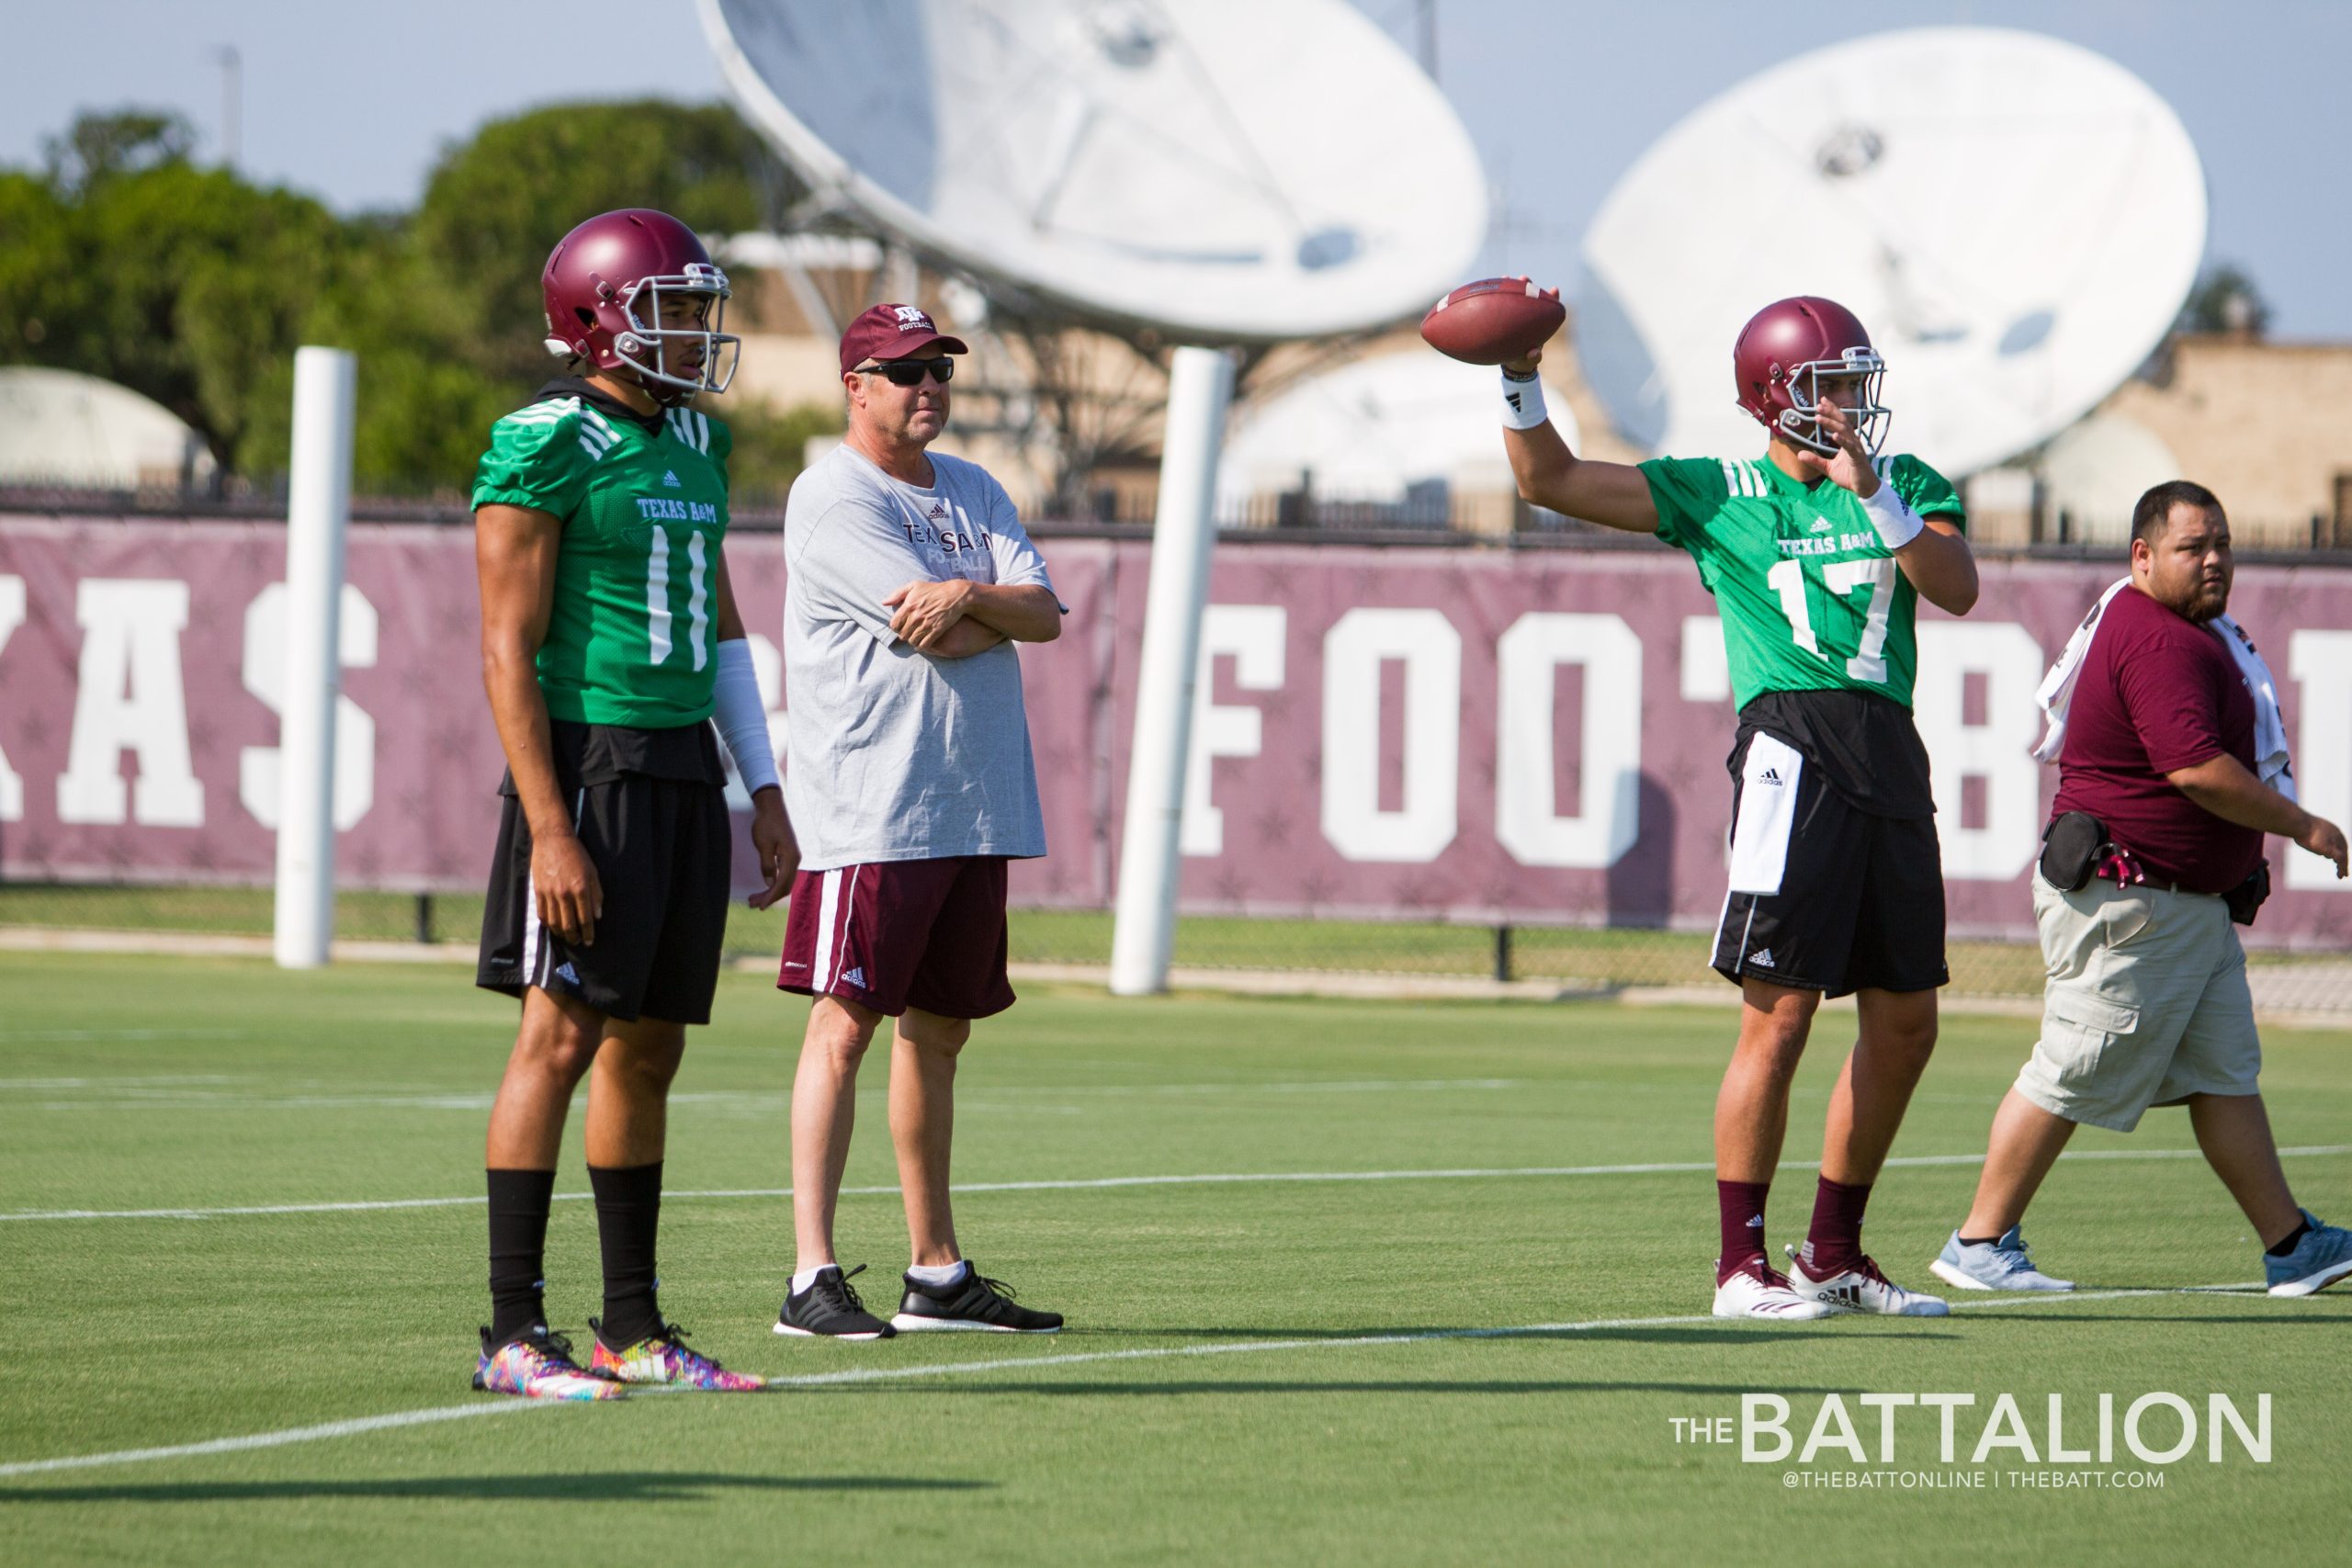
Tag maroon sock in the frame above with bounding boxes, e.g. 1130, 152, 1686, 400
1802, 1177, 1872, 1275
1716, 1179, 1771, 1282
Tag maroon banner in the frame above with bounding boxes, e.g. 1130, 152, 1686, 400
6, 516, 2352, 948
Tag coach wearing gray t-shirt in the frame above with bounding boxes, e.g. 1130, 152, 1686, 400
771, 303, 1068, 1340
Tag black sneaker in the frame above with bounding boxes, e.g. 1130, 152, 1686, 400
892, 1264, 1063, 1334
774, 1263, 896, 1340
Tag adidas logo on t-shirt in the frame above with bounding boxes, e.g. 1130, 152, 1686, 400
662, 470, 682, 488
1809, 515, 1832, 534
927, 502, 948, 520
842, 966, 867, 988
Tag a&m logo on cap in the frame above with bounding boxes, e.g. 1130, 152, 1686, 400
895, 305, 932, 329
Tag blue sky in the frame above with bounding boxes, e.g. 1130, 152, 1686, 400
8, 1, 2348, 336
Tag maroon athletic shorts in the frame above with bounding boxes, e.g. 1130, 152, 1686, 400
778, 857, 1016, 1020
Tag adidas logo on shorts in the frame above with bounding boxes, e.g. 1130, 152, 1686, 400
1751, 949, 1775, 969
1759, 767, 1784, 786
842, 966, 867, 988
554, 961, 580, 983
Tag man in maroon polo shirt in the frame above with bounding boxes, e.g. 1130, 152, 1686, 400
1930, 480, 2352, 1299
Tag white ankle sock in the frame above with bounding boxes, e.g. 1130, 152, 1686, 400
791, 1264, 837, 1294
907, 1259, 969, 1287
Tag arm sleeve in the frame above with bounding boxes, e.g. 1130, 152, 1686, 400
2112, 624, 2229, 773
787, 501, 926, 649
983, 480, 1066, 610
1636, 457, 1730, 556
471, 408, 593, 516
1890, 454, 1966, 528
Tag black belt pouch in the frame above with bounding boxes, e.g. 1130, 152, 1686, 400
2039, 811, 2106, 892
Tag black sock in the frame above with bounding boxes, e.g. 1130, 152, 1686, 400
589, 1161, 664, 1348
486, 1168, 557, 1348
1958, 1235, 2002, 1247
2265, 1218, 2312, 1258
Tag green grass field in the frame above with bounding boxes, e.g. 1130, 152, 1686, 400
1, 951, 2346, 1565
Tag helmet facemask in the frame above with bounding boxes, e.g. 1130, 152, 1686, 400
1776, 347, 1889, 457
606, 262, 741, 400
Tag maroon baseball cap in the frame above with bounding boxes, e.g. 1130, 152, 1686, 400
838, 303, 970, 374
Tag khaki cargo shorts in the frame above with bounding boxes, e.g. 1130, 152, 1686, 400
2014, 876, 2261, 1133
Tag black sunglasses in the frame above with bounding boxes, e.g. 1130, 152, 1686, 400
854, 356, 956, 387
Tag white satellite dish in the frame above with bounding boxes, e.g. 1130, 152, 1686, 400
1218, 350, 1579, 517
699, 0, 1487, 342
700, 0, 1492, 998
0, 367, 215, 490
1577, 28, 2206, 478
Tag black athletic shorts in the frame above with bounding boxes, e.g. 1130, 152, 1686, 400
1710, 725, 1947, 998
476, 723, 731, 1025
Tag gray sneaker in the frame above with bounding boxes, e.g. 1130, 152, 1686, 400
2265, 1210, 2352, 1298
1928, 1225, 2075, 1292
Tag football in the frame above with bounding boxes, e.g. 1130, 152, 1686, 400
1419, 276, 1566, 365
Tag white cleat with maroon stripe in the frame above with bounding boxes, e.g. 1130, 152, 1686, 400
1712, 1258, 1836, 1320
1784, 1246, 1950, 1316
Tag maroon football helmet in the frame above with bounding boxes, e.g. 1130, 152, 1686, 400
1732, 296, 1888, 457
541, 209, 739, 400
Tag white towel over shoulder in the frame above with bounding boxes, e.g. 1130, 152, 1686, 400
2030, 579, 2296, 801
2211, 615, 2296, 800
2030, 578, 2132, 764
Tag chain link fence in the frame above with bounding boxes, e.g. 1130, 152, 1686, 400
9, 883, 2352, 1016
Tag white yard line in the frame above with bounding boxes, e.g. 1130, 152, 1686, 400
0, 1283, 2278, 1480
0, 1404, 542, 1478
6, 1145, 2348, 1224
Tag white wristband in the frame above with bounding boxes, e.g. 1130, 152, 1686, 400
1500, 368, 1549, 430
712, 637, 781, 797
1859, 479, 1926, 551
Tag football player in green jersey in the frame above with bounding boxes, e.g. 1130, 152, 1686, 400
1500, 296, 1977, 1322
467, 209, 797, 1398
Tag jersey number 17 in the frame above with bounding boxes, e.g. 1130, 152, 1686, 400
1766, 558, 1894, 684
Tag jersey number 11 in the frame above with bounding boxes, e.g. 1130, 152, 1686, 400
645, 525, 712, 671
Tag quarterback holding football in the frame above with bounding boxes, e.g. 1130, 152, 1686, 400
1492, 295, 1978, 1322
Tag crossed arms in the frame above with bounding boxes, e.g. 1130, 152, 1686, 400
884, 577, 1061, 659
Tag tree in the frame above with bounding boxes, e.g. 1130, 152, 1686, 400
41, 108, 194, 193
2179, 265, 2271, 337
0, 172, 85, 357
3, 99, 834, 496
411, 100, 800, 386
2, 110, 351, 471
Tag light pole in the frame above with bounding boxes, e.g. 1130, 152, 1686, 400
215, 45, 241, 168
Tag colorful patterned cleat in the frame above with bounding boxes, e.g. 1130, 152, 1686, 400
588, 1319, 766, 1391
473, 1325, 628, 1400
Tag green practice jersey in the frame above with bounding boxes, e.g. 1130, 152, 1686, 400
471, 382, 733, 727
1640, 452, 1964, 710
